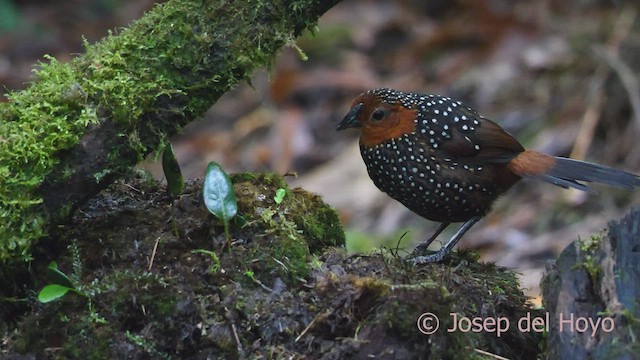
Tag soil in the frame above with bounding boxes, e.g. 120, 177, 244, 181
1, 174, 541, 359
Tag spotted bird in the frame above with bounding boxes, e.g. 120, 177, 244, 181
337, 88, 640, 263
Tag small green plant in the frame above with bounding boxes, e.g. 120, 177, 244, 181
191, 249, 221, 273
162, 143, 184, 197
274, 188, 286, 204
203, 161, 238, 244
36, 244, 107, 324
244, 270, 255, 280
289, 41, 308, 61
38, 262, 87, 303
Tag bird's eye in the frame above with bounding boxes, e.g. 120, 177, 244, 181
371, 108, 386, 121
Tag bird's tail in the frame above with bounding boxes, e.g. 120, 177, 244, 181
507, 150, 640, 192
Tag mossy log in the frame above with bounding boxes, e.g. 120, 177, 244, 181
541, 207, 640, 359
0, 0, 340, 263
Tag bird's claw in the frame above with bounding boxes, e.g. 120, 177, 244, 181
411, 243, 431, 257
409, 249, 448, 264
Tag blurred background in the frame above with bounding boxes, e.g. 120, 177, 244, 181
2, 0, 640, 304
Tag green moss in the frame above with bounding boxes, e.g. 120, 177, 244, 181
0, 0, 333, 263
575, 234, 603, 283
289, 189, 345, 253
125, 331, 171, 360
229, 173, 344, 284
0, 57, 96, 262
12, 267, 175, 357
266, 208, 311, 280
98, 270, 175, 321
233, 173, 310, 282
59, 320, 112, 360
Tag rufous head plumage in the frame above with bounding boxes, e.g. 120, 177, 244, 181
337, 89, 417, 146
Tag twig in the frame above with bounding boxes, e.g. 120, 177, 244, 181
121, 182, 142, 194
295, 311, 326, 342
473, 348, 510, 360
230, 322, 242, 356
148, 236, 160, 271
225, 307, 244, 357
249, 275, 274, 292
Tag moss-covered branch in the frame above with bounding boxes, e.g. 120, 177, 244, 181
0, 0, 341, 263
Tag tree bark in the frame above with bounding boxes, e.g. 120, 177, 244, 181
542, 206, 640, 359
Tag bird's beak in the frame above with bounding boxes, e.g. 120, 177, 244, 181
337, 103, 364, 131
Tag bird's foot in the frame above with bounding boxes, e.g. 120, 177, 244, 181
409, 249, 449, 264
411, 242, 432, 257
408, 216, 482, 265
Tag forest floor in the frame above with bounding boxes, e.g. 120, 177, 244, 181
2, 0, 640, 307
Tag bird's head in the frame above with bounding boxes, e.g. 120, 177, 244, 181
337, 88, 417, 146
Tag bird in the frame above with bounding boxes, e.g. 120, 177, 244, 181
337, 88, 640, 264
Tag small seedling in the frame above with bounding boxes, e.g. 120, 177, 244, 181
162, 143, 184, 197
203, 162, 238, 244
192, 249, 221, 273
274, 188, 286, 204
244, 270, 256, 280
292, 43, 308, 61
38, 262, 87, 303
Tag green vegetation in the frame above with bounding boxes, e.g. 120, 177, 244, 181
3, 174, 353, 358
0, 0, 336, 264
274, 188, 287, 204
38, 262, 87, 303
203, 162, 238, 244
162, 143, 184, 197
230, 173, 345, 283
576, 234, 603, 285
191, 249, 222, 274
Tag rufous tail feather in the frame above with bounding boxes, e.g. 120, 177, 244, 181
507, 150, 640, 192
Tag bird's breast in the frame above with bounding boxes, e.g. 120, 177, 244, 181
359, 134, 502, 222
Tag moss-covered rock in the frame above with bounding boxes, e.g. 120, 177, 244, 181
1, 175, 541, 359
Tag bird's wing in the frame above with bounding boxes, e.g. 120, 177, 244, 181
436, 108, 524, 163
463, 117, 524, 162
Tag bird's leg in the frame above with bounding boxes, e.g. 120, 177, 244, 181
410, 216, 482, 264
411, 222, 450, 256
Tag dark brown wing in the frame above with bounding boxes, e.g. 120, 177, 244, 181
423, 103, 524, 163
457, 116, 524, 162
